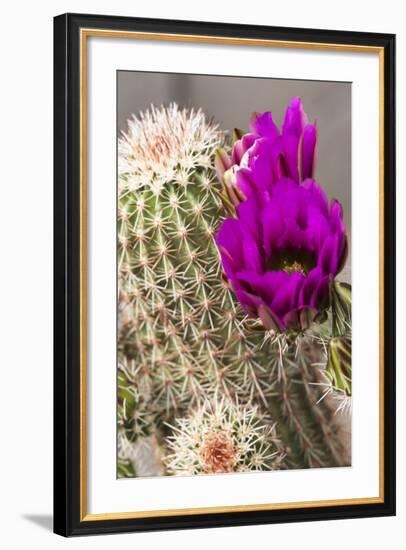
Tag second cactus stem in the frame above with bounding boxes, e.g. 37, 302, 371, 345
264, 333, 350, 469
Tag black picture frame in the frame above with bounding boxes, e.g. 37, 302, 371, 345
54, 12, 396, 537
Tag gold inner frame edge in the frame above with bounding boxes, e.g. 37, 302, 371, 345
79, 28, 385, 522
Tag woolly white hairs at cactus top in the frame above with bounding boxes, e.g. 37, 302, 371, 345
118, 103, 222, 194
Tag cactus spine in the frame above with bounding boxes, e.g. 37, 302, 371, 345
165, 397, 284, 475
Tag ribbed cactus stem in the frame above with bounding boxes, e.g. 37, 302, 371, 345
118, 105, 274, 475
118, 176, 272, 414
264, 332, 350, 469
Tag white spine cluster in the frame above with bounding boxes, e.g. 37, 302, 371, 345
164, 398, 283, 476
118, 103, 222, 194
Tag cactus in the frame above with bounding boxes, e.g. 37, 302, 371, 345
117, 104, 270, 435
165, 397, 284, 475
262, 329, 351, 469
117, 103, 351, 477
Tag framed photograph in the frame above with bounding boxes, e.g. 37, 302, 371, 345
54, 13, 396, 536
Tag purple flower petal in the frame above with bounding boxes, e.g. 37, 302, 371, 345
301, 124, 317, 180
309, 275, 330, 309
242, 232, 263, 274
232, 133, 257, 164
301, 179, 329, 216
298, 267, 323, 307
242, 138, 275, 193
271, 272, 304, 319
282, 96, 308, 138
236, 271, 289, 307
222, 98, 319, 211
282, 133, 300, 182
261, 204, 284, 257
232, 285, 264, 317
249, 111, 279, 141
318, 235, 341, 275
305, 207, 330, 252
280, 216, 305, 250
336, 234, 348, 274
234, 168, 260, 203
237, 198, 262, 244
216, 218, 244, 276
329, 199, 345, 234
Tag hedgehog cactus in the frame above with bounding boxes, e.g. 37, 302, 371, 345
118, 104, 272, 473
165, 398, 284, 475
117, 102, 351, 477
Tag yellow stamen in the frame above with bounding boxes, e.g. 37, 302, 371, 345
282, 260, 305, 275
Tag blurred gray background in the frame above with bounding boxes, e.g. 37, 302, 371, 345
117, 72, 351, 282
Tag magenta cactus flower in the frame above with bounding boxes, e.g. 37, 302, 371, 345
216, 178, 347, 331
215, 97, 317, 208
